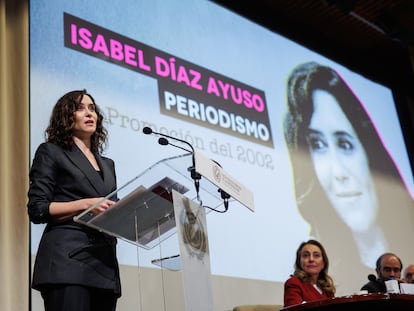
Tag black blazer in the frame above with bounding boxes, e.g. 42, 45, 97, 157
27, 142, 121, 296
360, 278, 386, 293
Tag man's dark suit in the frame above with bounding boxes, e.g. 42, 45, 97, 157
361, 278, 386, 293
28, 142, 121, 297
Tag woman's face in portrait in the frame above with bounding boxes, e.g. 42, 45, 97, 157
73, 95, 98, 139
306, 90, 377, 231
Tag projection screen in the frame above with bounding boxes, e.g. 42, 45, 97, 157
29, 0, 414, 309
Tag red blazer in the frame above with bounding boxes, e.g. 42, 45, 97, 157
284, 276, 333, 307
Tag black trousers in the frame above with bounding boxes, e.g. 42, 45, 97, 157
41, 285, 118, 311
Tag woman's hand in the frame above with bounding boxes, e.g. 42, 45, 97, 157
85, 197, 116, 215
49, 197, 116, 222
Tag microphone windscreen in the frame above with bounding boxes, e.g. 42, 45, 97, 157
158, 137, 169, 145
368, 274, 377, 281
143, 127, 152, 134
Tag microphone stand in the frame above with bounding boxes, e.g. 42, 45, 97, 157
143, 127, 231, 211
143, 127, 202, 201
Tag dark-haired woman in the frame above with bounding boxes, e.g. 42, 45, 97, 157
28, 90, 121, 311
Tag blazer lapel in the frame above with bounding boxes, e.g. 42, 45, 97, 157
64, 145, 109, 196
95, 153, 116, 194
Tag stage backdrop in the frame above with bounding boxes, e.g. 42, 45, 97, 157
29, 0, 414, 309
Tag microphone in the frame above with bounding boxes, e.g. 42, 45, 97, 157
143, 126, 201, 199
143, 127, 194, 153
158, 137, 192, 153
368, 274, 377, 282
142, 126, 153, 135
211, 159, 231, 211
218, 188, 230, 211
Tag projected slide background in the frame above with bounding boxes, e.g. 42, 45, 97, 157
30, 0, 414, 295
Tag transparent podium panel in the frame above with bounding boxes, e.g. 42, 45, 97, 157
74, 153, 225, 249
72, 152, 242, 310
151, 254, 182, 271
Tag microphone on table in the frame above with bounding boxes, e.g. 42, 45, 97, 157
368, 274, 377, 282
142, 127, 202, 199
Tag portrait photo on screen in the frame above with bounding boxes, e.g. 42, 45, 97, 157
283, 61, 414, 282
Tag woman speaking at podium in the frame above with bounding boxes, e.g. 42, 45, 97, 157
27, 90, 121, 311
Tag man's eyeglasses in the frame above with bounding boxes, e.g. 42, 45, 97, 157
382, 267, 401, 273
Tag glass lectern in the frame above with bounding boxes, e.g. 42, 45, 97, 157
74, 152, 225, 249
73, 151, 253, 311
73, 153, 223, 310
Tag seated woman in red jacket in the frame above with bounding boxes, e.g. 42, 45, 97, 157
284, 239, 336, 307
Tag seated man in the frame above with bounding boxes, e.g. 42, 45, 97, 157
361, 252, 403, 293
403, 264, 414, 283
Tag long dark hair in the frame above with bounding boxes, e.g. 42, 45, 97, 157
45, 89, 107, 153
293, 239, 336, 296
